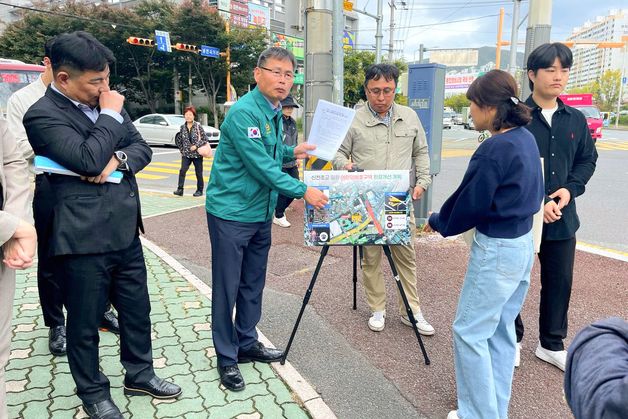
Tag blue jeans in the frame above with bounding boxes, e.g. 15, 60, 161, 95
454, 230, 534, 419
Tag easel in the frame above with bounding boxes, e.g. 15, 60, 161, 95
280, 244, 431, 365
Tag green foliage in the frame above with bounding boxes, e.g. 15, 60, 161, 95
444, 93, 470, 112
0, 0, 266, 121
568, 70, 621, 112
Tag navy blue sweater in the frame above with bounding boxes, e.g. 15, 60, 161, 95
429, 127, 544, 238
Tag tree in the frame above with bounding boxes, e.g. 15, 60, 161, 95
597, 70, 621, 112
444, 93, 470, 112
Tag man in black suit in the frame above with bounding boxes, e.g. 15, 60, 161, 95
24, 31, 180, 418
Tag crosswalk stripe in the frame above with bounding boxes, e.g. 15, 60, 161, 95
137, 173, 168, 180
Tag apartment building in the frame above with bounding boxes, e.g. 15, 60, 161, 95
567, 8, 628, 90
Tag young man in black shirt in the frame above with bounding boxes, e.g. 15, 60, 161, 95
515, 43, 598, 371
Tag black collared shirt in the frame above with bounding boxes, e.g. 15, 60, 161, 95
525, 96, 598, 241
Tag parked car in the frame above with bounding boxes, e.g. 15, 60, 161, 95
452, 113, 463, 125
132, 114, 220, 147
443, 111, 454, 129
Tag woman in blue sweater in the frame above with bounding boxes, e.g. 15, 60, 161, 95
426, 70, 544, 419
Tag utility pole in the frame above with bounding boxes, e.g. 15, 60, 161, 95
509, 0, 522, 74
332, 0, 344, 105
521, 0, 552, 99
388, 0, 395, 62
376, 0, 383, 63
352, 0, 384, 63
304, 0, 333, 137
496, 7, 505, 69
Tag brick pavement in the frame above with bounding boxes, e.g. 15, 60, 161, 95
5, 192, 321, 419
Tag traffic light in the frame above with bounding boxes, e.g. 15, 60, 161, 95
175, 43, 199, 54
127, 37, 155, 47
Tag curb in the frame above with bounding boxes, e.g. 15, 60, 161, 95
140, 236, 337, 419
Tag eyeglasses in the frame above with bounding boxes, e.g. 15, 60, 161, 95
259, 66, 294, 80
366, 87, 396, 97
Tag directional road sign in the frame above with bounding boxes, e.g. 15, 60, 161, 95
155, 30, 172, 53
200, 45, 220, 58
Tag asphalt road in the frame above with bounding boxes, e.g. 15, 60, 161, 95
439, 126, 628, 253
140, 126, 628, 419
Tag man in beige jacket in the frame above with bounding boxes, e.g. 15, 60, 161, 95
0, 117, 37, 419
333, 63, 434, 335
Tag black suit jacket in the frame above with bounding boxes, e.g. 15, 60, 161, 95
24, 87, 152, 257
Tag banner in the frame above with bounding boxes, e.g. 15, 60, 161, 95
271, 33, 305, 61
248, 3, 270, 29
343, 30, 355, 51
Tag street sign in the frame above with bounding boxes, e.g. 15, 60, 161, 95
343, 1, 353, 12
200, 45, 220, 58
155, 30, 172, 53
623, 76, 627, 84
293, 73, 304, 85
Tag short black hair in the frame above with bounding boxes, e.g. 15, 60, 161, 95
257, 47, 296, 71
364, 64, 399, 86
526, 43, 573, 91
50, 31, 115, 75
44, 36, 55, 58
466, 69, 531, 132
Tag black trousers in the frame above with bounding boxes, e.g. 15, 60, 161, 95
37, 255, 65, 328
274, 165, 299, 218
60, 236, 154, 404
177, 156, 204, 191
515, 237, 576, 351
38, 254, 114, 328
206, 212, 271, 367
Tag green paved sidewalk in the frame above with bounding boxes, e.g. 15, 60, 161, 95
6, 246, 310, 419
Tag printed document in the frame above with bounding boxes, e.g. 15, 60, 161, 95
307, 100, 356, 161
34, 156, 123, 184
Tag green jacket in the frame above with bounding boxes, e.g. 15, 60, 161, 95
206, 87, 307, 222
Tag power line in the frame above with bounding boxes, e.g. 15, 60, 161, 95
0, 1, 138, 30
354, 13, 500, 32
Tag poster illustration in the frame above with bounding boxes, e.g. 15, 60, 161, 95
304, 170, 412, 246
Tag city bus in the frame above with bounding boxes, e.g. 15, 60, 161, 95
0, 58, 45, 116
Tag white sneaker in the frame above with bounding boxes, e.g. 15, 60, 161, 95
535, 343, 567, 371
400, 310, 435, 336
273, 215, 291, 228
515, 342, 521, 368
447, 410, 459, 419
368, 311, 386, 332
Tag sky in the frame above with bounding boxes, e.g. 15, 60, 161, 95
354, 0, 627, 62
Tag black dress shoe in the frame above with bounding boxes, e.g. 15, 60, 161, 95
48, 326, 66, 356
193, 190, 203, 197
218, 365, 245, 391
173, 188, 183, 196
99, 309, 120, 334
124, 375, 182, 399
238, 341, 283, 363
83, 398, 123, 419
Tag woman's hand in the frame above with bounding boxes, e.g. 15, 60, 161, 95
190, 145, 197, 151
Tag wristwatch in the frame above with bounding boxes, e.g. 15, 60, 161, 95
114, 150, 129, 170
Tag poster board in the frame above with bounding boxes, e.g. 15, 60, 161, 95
304, 170, 412, 246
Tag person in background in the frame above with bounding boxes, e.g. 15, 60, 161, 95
564, 317, 628, 419
173, 106, 210, 197
514, 42, 598, 371
6, 37, 120, 360
273, 95, 300, 228
425, 70, 544, 419
205, 47, 328, 392
0, 118, 37, 419
333, 63, 434, 335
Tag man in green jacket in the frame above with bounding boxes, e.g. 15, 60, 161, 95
205, 47, 328, 392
